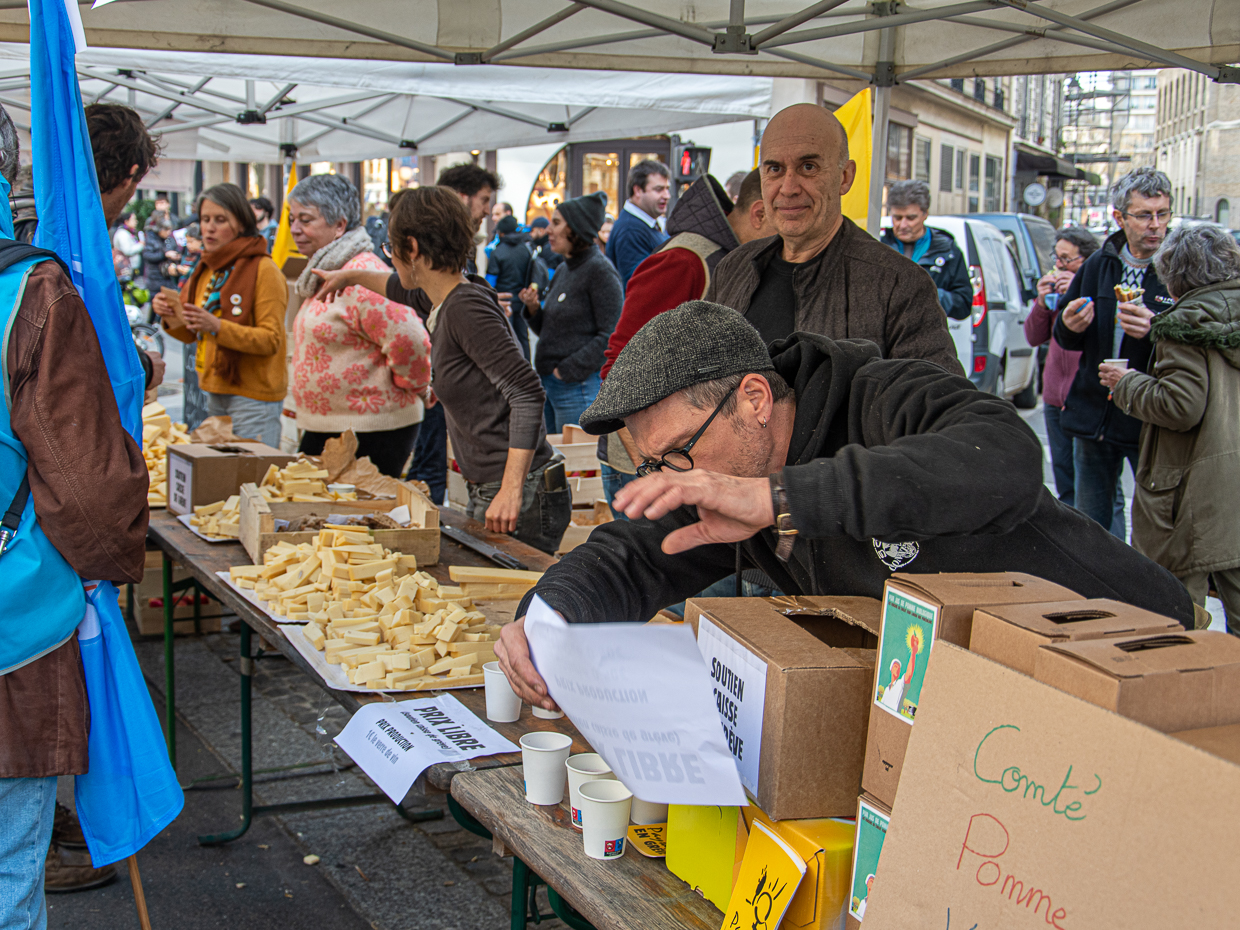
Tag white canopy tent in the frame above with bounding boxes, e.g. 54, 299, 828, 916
0, 44, 771, 160
1, 0, 1235, 222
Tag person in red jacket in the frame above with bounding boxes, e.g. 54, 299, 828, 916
599, 170, 771, 511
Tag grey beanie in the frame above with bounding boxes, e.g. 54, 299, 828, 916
557, 191, 608, 242
579, 301, 776, 435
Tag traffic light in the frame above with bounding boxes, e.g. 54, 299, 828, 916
673, 145, 711, 182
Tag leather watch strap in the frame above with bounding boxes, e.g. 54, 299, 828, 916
769, 477, 798, 562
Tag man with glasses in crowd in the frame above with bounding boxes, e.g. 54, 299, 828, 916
1054, 168, 1176, 536
495, 301, 1198, 710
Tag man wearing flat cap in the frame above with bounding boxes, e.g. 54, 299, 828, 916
496, 302, 1198, 709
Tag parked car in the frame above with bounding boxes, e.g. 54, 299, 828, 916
925, 215, 1038, 407
971, 212, 1058, 300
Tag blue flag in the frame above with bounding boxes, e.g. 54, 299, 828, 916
28, 0, 183, 866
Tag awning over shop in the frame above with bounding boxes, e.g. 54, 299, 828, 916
1014, 143, 1089, 181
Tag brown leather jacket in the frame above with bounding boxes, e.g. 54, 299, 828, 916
0, 262, 148, 777
705, 217, 964, 376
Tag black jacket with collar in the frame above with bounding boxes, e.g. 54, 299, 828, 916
879, 227, 973, 321
1053, 230, 1174, 448
518, 333, 1194, 628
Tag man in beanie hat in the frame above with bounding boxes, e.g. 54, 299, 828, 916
516, 192, 622, 433
495, 301, 1197, 709
527, 216, 563, 273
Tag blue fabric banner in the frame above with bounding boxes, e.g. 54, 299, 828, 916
27, 0, 183, 866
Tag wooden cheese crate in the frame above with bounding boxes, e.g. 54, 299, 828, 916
556, 499, 614, 555
238, 480, 440, 566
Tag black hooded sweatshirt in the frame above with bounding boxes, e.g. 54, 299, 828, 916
518, 333, 1194, 627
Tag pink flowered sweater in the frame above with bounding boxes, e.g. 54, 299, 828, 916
292, 251, 432, 433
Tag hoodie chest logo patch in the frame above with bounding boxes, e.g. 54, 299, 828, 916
873, 538, 920, 571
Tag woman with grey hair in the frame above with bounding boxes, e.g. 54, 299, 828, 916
288, 173, 431, 476
1100, 223, 1240, 631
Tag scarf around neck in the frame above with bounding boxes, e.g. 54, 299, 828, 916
181, 234, 269, 385
294, 226, 375, 298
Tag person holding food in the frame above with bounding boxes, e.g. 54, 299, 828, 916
1100, 224, 1240, 632
153, 182, 287, 447
1054, 168, 1175, 537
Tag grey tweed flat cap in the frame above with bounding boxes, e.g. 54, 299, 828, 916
579, 300, 776, 435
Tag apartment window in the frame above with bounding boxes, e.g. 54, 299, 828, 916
973, 78, 986, 102
1217, 199, 1230, 228
968, 153, 981, 212
886, 125, 912, 181
939, 143, 954, 191
955, 149, 965, 190
950, 78, 965, 93
984, 155, 1003, 212
914, 137, 932, 183
993, 87, 1005, 110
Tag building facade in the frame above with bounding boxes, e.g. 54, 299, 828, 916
1156, 68, 1240, 225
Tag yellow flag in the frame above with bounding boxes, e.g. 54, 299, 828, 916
835, 87, 872, 229
271, 163, 302, 269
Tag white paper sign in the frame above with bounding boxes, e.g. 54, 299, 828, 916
696, 616, 768, 796
334, 694, 518, 803
168, 454, 192, 515
525, 596, 746, 807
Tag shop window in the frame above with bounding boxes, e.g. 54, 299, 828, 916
984, 155, 1002, 212
914, 137, 931, 184
968, 153, 981, 213
390, 156, 421, 193
1217, 198, 1230, 228
527, 147, 567, 223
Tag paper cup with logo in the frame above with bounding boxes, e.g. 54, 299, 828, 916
482, 662, 521, 723
519, 732, 572, 805
578, 780, 633, 860
1103, 358, 1129, 370
566, 754, 616, 831
629, 797, 669, 825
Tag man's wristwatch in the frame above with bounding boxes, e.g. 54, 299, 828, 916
769, 477, 798, 562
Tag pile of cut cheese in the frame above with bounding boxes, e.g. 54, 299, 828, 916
189, 458, 362, 539
143, 402, 190, 508
228, 527, 502, 691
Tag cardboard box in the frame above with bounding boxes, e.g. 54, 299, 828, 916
744, 806, 856, 930
556, 499, 614, 555
1171, 723, 1240, 765
166, 443, 295, 515
237, 480, 440, 566
665, 804, 748, 911
858, 643, 1240, 930
685, 596, 880, 819
862, 573, 1081, 808
1033, 630, 1240, 732
969, 598, 1183, 677
845, 794, 891, 930
123, 549, 223, 635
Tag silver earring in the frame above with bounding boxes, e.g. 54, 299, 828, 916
761, 418, 768, 428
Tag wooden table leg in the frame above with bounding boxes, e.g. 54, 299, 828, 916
127, 854, 153, 930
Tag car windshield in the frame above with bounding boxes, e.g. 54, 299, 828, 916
1024, 218, 1059, 274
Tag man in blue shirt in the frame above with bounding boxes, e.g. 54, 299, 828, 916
606, 159, 670, 289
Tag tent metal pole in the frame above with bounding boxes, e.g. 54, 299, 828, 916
145, 76, 211, 128
481, 3, 586, 62
235, 0, 455, 61
77, 67, 238, 117
245, 80, 256, 111
867, 25, 895, 239
445, 98, 553, 130
761, 0, 996, 48
413, 107, 478, 147
992, 0, 1227, 80
763, 47, 872, 80
571, 0, 718, 46
897, 0, 1147, 81
566, 107, 597, 127
259, 83, 297, 115
751, 0, 854, 47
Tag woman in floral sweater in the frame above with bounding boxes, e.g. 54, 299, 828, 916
289, 174, 432, 476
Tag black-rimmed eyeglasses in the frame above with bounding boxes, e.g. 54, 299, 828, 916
635, 392, 732, 478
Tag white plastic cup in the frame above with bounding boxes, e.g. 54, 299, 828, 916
531, 705, 565, 719
578, 780, 633, 860
565, 753, 616, 831
1103, 358, 1129, 370
483, 662, 521, 723
519, 732, 572, 805
629, 797, 669, 825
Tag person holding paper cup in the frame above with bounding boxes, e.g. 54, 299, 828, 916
496, 301, 1199, 711
152, 182, 287, 447
1101, 224, 1240, 632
